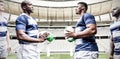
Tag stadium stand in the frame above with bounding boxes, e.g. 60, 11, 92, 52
3, 0, 120, 56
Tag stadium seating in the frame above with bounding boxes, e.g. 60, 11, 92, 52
4, 0, 120, 55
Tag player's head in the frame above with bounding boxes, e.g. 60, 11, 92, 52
76, 2, 88, 14
0, 0, 4, 12
21, 0, 33, 14
112, 7, 120, 18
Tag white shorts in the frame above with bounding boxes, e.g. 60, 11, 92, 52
17, 43, 40, 59
114, 55, 120, 59
0, 40, 7, 58
74, 51, 99, 59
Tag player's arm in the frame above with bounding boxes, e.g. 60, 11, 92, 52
74, 23, 96, 38
16, 17, 45, 43
109, 36, 114, 59
66, 23, 96, 38
6, 31, 11, 52
66, 14, 97, 39
16, 30, 45, 43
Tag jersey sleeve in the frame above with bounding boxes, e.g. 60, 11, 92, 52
15, 16, 27, 31
84, 14, 96, 25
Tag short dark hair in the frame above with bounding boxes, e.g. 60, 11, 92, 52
78, 2, 88, 11
21, 0, 30, 9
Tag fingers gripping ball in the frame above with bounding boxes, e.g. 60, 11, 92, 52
37, 31, 48, 39
64, 26, 75, 42
38, 31, 54, 42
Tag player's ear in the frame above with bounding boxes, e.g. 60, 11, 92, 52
81, 7, 85, 10
22, 6, 26, 10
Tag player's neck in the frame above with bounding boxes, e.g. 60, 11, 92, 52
23, 11, 31, 16
115, 15, 120, 19
117, 15, 120, 20
80, 11, 86, 16
0, 12, 3, 19
25, 12, 31, 16
0, 11, 3, 16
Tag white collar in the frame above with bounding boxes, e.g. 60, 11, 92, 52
20, 13, 31, 18
118, 18, 120, 21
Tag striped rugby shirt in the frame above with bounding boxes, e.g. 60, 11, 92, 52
75, 13, 98, 52
16, 13, 38, 44
110, 19, 120, 55
0, 16, 8, 40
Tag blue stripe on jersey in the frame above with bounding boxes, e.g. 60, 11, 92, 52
16, 13, 38, 44
113, 37, 120, 43
26, 25, 38, 31
114, 49, 120, 55
0, 17, 8, 38
16, 15, 27, 31
75, 13, 98, 52
111, 26, 120, 32
0, 22, 7, 26
110, 20, 120, 55
75, 42, 98, 52
83, 13, 96, 25
0, 31, 7, 37
110, 21, 120, 32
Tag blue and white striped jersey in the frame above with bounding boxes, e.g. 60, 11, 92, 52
0, 16, 8, 40
16, 13, 38, 44
75, 13, 98, 52
110, 19, 120, 55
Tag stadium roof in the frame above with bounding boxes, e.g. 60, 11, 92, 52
4, 0, 113, 19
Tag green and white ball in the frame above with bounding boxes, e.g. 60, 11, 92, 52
64, 26, 75, 42
38, 31, 54, 43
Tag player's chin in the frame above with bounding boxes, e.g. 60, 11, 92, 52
31, 11, 33, 13
29, 10, 33, 13
76, 12, 79, 14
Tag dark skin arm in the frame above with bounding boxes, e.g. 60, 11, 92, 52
16, 30, 46, 43
65, 24, 97, 39
109, 36, 114, 59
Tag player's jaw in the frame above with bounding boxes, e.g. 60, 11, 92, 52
0, 2, 4, 11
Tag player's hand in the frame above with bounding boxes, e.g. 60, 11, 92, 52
37, 35, 46, 42
7, 46, 11, 53
65, 30, 76, 38
41, 32, 50, 38
38, 32, 50, 42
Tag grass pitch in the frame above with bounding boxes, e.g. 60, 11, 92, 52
7, 53, 109, 59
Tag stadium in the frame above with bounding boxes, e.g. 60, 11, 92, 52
2, 0, 120, 59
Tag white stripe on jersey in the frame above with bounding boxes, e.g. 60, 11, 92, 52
0, 36, 6, 40
0, 26, 7, 32
110, 21, 120, 29
28, 18, 37, 25
114, 43, 120, 49
113, 31, 120, 38
75, 27, 82, 45
27, 30, 38, 36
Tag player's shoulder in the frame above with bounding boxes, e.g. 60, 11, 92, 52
18, 15, 28, 19
0, 13, 9, 21
1, 16, 8, 22
84, 13, 94, 18
3, 16, 8, 21
17, 15, 28, 21
16, 15, 29, 24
